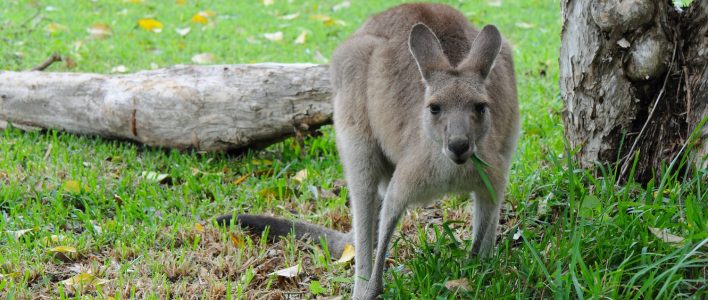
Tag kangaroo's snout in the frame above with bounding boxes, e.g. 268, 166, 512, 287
445, 135, 473, 164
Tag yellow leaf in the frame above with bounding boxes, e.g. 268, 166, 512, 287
263, 0, 274, 6
292, 169, 308, 183
259, 188, 278, 199
125, 0, 143, 3
138, 18, 163, 33
176, 0, 186, 4
230, 233, 242, 247
310, 14, 346, 26
61, 272, 109, 291
41, 234, 66, 245
191, 13, 209, 24
87, 23, 112, 39
194, 223, 205, 233
310, 14, 332, 22
63, 180, 82, 194
233, 174, 250, 185
49, 246, 77, 254
45, 22, 67, 34
294, 31, 308, 44
335, 243, 355, 264
251, 159, 273, 166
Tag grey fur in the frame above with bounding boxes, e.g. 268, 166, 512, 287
219, 3, 519, 299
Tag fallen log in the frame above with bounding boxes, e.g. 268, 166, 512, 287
0, 63, 333, 152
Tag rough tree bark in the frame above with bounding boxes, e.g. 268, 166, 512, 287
0, 63, 332, 152
560, 0, 707, 182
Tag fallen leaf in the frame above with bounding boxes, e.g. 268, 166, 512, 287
230, 233, 242, 247
487, 0, 502, 7
7, 228, 34, 239
87, 23, 112, 39
194, 223, 205, 233
233, 174, 250, 185
294, 31, 308, 44
251, 159, 273, 166
61, 272, 109, 292
445, 278, 471, 293
49, 245, 77, 254
263, 0, 274, 6
332, 1, 351, 11
515, 22, 535, 29
335, 243, 355, 264
140, 171, 170, 183
138, 18, 163, 33
649, 227, 684, 245
259, 187, 279, 199
111, 65, 128, 73
113, 194, 124, 206
41, 234, 66, 245
62, 180, 82, 194
512, 228, 523, 240
310, 14, 346, 26
264, 31, 283, 42
270, 264, 300, 278
175, 27, 191, 36
292, 169, 308, 183
279, 13, 300, 20
191, 11, 212, 24
191, 53, 215, 64
45, 22, 67, 33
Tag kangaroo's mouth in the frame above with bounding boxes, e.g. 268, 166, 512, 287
443, 147, 473, 165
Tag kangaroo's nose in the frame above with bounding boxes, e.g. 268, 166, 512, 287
447, 137, 470, 157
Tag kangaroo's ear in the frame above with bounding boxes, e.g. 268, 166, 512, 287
459, 25, 502, 79
409, 23, 451, 82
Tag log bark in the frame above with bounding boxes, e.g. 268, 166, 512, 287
0, 63, 332, 152
560, 0, 707, 182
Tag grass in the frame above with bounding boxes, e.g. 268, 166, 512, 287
0, 0, 706, 299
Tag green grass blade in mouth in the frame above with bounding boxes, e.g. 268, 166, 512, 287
471, 153, 496, 203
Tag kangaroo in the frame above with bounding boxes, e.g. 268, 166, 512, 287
217, 3, 519, 299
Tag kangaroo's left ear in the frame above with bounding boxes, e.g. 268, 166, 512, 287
409, 23, 452, 82
458, 25, 502, 79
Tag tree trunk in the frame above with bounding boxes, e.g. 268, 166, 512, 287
0, 63, 333, 152
560, 0, 707, 182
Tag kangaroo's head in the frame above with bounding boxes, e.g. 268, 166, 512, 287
409, 23, 502, 165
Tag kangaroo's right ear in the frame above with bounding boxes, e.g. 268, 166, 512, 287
409, 23, 451, 82
459, 25, 502, 79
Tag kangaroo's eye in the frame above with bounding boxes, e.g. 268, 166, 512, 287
475, 103, 488, 114
429, 104, 441, 115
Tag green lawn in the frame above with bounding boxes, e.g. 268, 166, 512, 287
1, 0, 705, 299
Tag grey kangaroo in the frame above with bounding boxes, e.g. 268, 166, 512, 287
217, 3, 519, 299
